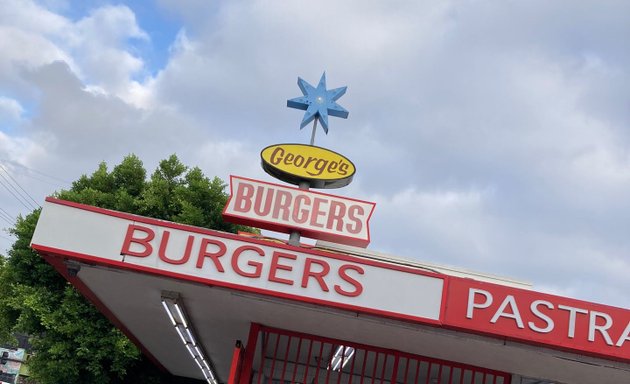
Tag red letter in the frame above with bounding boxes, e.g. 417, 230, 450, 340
272, 190, 292, 221
232, 245, 264, 278
346, 205, 364, 234
309, 197, 327, 228
301, 258, 330, 292
269, 251, 296, 285
120, 224, 155, 257
158, 232, 194, 265
334, 264, 364, 297
292, 194, 310, 224
326, 200, 346, 231
196, 238, 227, 272
234, 182, 254, 212
253, 186, 273, 216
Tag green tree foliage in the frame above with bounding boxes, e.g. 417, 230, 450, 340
0, 154, 256, 384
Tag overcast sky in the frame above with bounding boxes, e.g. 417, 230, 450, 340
1, 0, 629, 309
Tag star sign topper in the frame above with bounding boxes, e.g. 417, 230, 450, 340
287, 72, 349, 138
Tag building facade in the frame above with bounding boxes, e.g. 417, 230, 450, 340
30, 198, 630, 384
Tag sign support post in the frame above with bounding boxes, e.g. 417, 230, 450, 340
309, 118, 318, 146
224, 72, 375, 248
288, 180, 312, 246
285, 73, 350, 247
290, 119, 318, 246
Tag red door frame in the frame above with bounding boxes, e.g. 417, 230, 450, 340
236, 323, 511, 384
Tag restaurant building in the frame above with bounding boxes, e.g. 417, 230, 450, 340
30, 197, 630, 384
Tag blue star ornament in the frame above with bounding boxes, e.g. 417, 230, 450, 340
287, 72, 349, 133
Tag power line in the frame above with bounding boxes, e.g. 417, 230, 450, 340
0, 174, 38, 210
0, 233, 14, 242
12, 171, 68, 188
0, 208, 14, 226
0, 213, 13, 226
0, 207, 15, 221
0, 159, 71, 185
0, 163, 40, 208
0, 177, 36, 211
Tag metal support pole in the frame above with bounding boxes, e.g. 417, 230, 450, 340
288, 180, 311, 246
289, 119, 319, 246
310, 119, 318, 146
288, 231, 301, 246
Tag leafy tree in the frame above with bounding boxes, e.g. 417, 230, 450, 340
0, 154, 257, 384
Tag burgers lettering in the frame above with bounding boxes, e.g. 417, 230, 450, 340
232, 180, 364, 234
223, 176, 375, 247
120, 224, 365, 297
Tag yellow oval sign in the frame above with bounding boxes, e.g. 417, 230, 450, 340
261, 144, 356, 189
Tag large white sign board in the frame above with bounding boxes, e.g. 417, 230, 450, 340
32, 199, 444, 323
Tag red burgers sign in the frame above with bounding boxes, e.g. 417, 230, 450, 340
223, 176, 375, 247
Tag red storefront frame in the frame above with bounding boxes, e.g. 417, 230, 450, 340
235, 324, 511, 384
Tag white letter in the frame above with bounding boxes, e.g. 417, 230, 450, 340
467, 288, 493, 319
528, 300, 555, 333
589, 311, 614, 345
616, 321, 630, 347
490, 295, 524, 329
558, 305, 588, 338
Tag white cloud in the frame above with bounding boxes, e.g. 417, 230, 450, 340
193, 140, 261, 183
0, 0, 70, 36
0, 0, 150, 104
70, 5, 148, 98
0, 25, 74, 76
0, 97, 24, 125
369, 186, 494, 261
0, 130, 47, 166
1, 0, 630, 312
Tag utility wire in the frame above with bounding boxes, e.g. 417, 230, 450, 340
0, 214, 13, 226
12, 171, 68, 188
0, 208, 13, 221
0, 177, 36, 211
0, 233, 14, 242
0, 164, 40, 208
0, 207, 15, 221
0, 159, 70, 185
0, 208, 14, 226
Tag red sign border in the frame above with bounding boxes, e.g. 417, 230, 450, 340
34, 197, 442, 326
222, 175, 376, 247
443, 276, 630, 363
